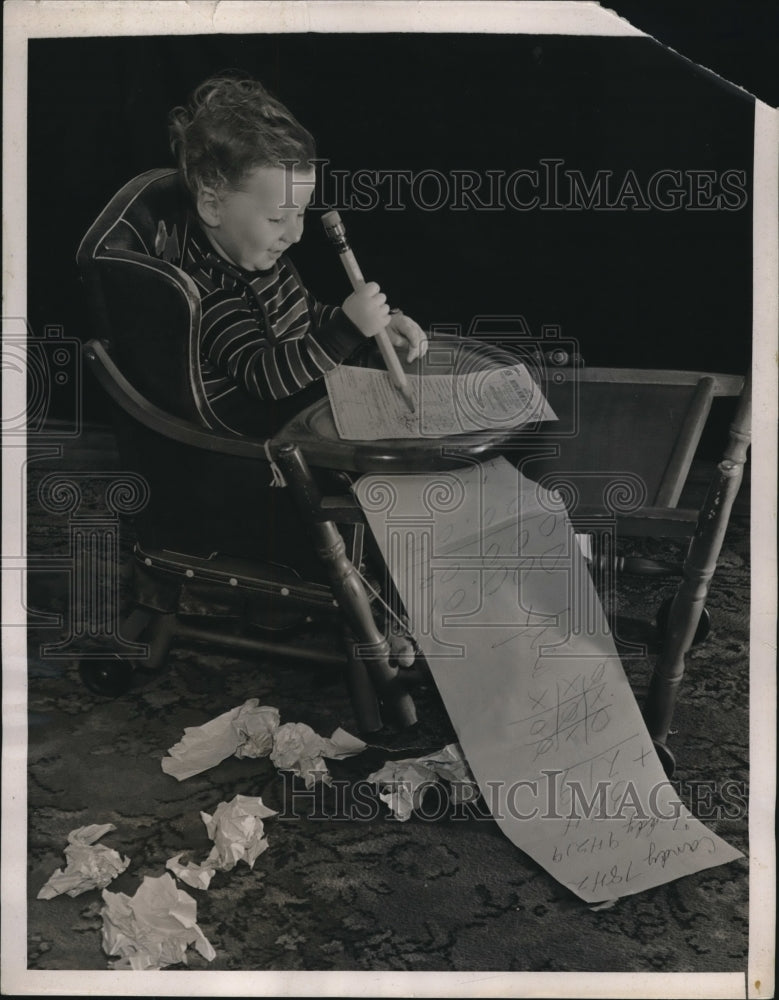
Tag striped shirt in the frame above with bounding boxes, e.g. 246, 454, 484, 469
181, 223, 364, 434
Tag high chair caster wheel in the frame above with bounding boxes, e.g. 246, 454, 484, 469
655, 598, 711, 646
79, 658, 134, 697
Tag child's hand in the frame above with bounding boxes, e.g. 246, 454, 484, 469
385, 311, 429, 363
342, 282, 390, 337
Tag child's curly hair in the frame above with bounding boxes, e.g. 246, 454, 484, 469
169, 73, 316, 197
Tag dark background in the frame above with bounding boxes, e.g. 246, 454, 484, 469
600, 0, 779, 110
28, 22, 759, 425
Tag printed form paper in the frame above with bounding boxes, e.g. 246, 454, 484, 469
355, 457, 743, 903
325, 363, 557, 440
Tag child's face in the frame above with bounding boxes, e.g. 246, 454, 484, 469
199, 164, 315, 271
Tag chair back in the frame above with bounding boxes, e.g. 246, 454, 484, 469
77, 170, 329, 576
77, 168, 214, 427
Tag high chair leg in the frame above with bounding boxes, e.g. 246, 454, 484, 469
275, 443, 417, 729
643, 374, 751, 762
343, 627, 383, 733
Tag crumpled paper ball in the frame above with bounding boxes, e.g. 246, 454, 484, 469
101, 873, 215, 970
38, 823, 130, 899
200, 794, 278, 871
417, 744, 480, 805
368, 743, 479, 820
270, 722, 331, 788
233, 702, 280, 759
165, 853, 215, 891
161, 699, 281, 780
366, 760, 439, 821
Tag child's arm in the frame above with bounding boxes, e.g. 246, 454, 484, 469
199, 273, 400, 401
200, 282, 365, 401
199, 272, 427, 402
308, 287, 429, 363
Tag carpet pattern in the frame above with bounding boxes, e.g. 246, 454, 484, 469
23, 442, 750, 974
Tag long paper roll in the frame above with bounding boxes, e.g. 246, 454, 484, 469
355, 457, 742, 903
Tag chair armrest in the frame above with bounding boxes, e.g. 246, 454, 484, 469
83, 339, 272, 460
85, 341, 365, 524
565, 367, 744, 397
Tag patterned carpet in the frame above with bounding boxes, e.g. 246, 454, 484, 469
23, 431, 750, 975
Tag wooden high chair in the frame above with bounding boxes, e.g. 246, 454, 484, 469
77, 169, 750, 769
76, 168, 522, 733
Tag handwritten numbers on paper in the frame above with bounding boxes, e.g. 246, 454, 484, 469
357, 457, 743, 902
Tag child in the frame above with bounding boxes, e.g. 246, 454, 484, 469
169, 73, 420, 668
169, 73, 428, 437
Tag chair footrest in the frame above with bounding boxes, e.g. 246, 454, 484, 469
134, 543, 337, 609
571, 506, 699, 538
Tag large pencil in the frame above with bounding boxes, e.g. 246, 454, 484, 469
321, 210, 416, 414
